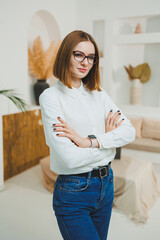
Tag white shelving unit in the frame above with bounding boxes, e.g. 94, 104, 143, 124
112, 14, 160, 118
92, 15, 160, 119
113, 32, 160, 45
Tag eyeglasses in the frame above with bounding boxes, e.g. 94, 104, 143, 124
73, 51, 98, 65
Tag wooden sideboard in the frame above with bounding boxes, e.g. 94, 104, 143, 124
3, 109, 49, 180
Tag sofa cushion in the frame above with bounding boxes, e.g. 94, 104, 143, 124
142, 118, 160, 140
130, 118, 143, 139
123, 138, 160, 153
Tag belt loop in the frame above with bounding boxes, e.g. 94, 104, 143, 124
108, 162, 111, 175
87, 171, 92, 181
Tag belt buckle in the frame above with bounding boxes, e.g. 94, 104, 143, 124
99, 166, 108, 178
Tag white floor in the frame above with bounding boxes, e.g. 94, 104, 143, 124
0, 150, 160, 240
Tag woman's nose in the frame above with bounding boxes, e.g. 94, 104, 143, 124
81, 57, 88, 65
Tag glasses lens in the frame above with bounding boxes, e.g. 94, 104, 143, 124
88, 55, 97, 64
73, 52, 85, 62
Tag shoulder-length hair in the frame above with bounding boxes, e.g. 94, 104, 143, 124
53, 30, 102, 91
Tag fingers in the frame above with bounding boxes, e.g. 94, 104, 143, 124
117, 119, 124, 127
106, 110, 113, 126
113, 112, 121, 125
53, 127, 70, 134
106, 109, 125, 132
110, 111, 121, 126
56, 132, 71, 138
53, 117, 67, 128
57, 116, 66, 123
53, 117, 71, 137
53, 123, 66, 128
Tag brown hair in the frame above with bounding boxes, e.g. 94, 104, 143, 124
53, 30, 101, 91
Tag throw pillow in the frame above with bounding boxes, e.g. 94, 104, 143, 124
142, 118, 160, 140
130, 118, 143, 139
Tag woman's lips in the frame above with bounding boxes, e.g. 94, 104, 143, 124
78, 68, 87, 73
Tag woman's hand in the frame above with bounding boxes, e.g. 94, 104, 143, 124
53, 117, 91, 148
105, 110, 124, 133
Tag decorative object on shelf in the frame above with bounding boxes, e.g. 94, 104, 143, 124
28, 36, 61, 105
130, 79, 142, 105
124, 63, 151, 105
135, 23, 142, 34
0, 89, 28, 112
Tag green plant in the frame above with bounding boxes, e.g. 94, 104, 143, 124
0, 89, 28, 112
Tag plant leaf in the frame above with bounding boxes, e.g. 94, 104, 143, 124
0, 89, 28, 112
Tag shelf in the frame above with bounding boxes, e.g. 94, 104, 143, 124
112, 32, 160, 45
113, 14, 160, 35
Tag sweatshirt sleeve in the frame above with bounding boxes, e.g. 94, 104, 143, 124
39, 91, 110, 169
96, 89, 136, 149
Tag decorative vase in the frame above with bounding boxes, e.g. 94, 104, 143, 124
130, 79, 142, 105
34, 79, 49, 105
135, 23, 142, 34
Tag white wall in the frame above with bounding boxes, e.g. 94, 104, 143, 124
0, 0, 76, 189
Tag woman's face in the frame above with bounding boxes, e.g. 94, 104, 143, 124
70, 41, 95, 82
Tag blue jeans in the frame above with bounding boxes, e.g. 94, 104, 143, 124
53, 167, 114, 240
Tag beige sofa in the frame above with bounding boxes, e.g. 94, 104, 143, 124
123, 118, 160, 153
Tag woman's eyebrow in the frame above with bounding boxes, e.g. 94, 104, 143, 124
74, 50, 95, 55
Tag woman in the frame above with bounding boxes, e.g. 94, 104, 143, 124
39, 30, 135, 240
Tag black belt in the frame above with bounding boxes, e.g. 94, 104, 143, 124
71, 162, 111, 178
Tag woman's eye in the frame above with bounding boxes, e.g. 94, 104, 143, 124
88, 56, 94, 60
75, 53, 83, 57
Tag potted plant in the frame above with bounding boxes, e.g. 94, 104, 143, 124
124, 63, 151, 105
0, 89, 28, 112
28, 36, 60, 105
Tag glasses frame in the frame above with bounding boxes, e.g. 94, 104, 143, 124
72, 51, 98, 65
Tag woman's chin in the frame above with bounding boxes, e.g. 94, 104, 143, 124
77, 71, 89, 78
